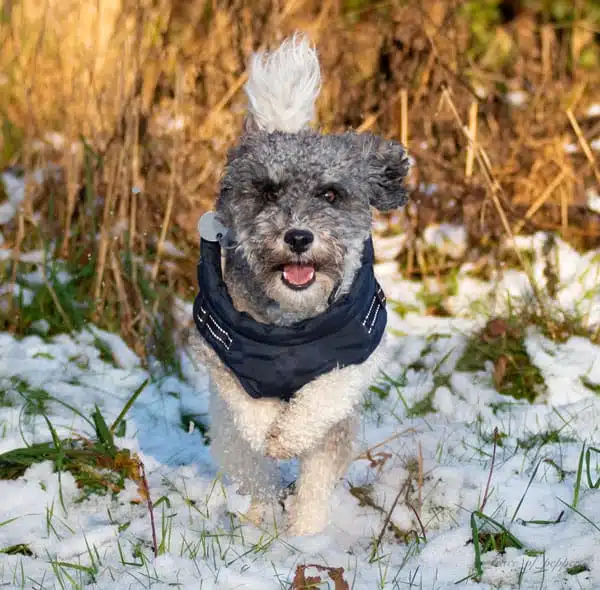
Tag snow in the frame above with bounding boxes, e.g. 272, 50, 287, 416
588, 189, 600, 214
506, 91, 528, 108
423, 223, 468, 259
1, 232, 600, 589
0, 167, 62, 227
0, 171, 26, 225
587, 104, 600, 118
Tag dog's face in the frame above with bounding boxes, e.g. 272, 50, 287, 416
216, 130, 409, 320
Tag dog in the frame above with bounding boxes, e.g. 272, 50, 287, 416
190, 33, 410, 536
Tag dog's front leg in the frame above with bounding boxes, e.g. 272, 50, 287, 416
264, 366, 366, 460
288, 415, 358, 535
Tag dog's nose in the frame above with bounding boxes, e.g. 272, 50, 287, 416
284, 229, 314, 254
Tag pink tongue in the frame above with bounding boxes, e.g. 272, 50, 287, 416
283, 264, 315, 286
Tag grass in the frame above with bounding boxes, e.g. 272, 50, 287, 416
0, 380, 148, 500
516, 429, 576, 452
467, 511, 525, 583
457, 316, 547, 403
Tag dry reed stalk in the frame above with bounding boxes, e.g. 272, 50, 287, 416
541, 24, 553, 83
415, 238, 429, 276
60, 142, 83, 257
566, 108, 600, 185
8, 207, 26, 321
412, 50, 436, 106
440, 87, 549, 308
110, 250, 132, 332
440, 91, 513, 238
92, 144, 123, 316
7, 0, 48, 318
465, 100, 478, 179
513, 169, 568, 234
561, 191, 569, 234
400, 89, 408, 146
117, 130, 132, 249
199, 0, 309, 137
417, 441, 423, 518
479, 427, 498, 513
406, 242, 415, 276
308, 0, 335, 38
152, 65, 183, 284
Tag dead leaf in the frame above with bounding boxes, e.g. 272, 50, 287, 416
292, 564, 350, 590
493, 355, 508, 389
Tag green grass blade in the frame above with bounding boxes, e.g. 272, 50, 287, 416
557, 498, 600, 534
110, 379, 148, 434
511, 457, 545, 523
585, 446, 600, 489
470, 512, 483, 582
92, 405, 116, 456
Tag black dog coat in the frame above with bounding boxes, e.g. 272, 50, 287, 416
193, 237, 387, 401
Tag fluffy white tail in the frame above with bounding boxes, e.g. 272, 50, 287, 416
244, 33, 321, 133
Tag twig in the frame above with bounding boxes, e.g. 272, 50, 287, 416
566, 108, 600, 185
440, 87, 544, 307
541, 25, 553, 84
138, 461, 158, 557
354, 428, 417, 461
513, 169, 568, 234
372, 481, 409, 557
406, 501, 427, 542
130, 99, 143, 285
60, 139, 83, 257
479, 427, 498, 513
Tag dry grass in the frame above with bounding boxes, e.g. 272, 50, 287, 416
1, 0, 600, 358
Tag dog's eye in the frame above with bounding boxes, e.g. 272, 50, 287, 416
318, 189, 338, 204
264, 188, 277, 202
260, 181, 279, 202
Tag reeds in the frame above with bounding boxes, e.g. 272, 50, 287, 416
1, 0, 599, 356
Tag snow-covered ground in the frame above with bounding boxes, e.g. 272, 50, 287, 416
1, 231, 600, 589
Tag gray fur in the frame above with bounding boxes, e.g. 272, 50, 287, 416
215, 129, 410, 325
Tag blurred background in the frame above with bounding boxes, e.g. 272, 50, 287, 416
1, 0, 599, 363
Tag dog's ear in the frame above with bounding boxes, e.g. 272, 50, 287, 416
355, 133, 411, 212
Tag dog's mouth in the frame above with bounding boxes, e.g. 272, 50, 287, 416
281, 264, 316, 290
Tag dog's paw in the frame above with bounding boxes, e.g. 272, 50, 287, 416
287, 515, 328, 537
264, 427, 295, 460
241, 499, 266, 526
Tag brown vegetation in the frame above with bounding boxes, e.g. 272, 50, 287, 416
1, 0, 599, 357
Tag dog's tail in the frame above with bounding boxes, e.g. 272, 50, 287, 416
244, 33, 321, 134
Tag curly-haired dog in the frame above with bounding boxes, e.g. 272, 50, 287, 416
190, 34, 410, 536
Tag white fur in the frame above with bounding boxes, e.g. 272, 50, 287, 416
190, 331, 390, 535
244, 33, 321, 133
